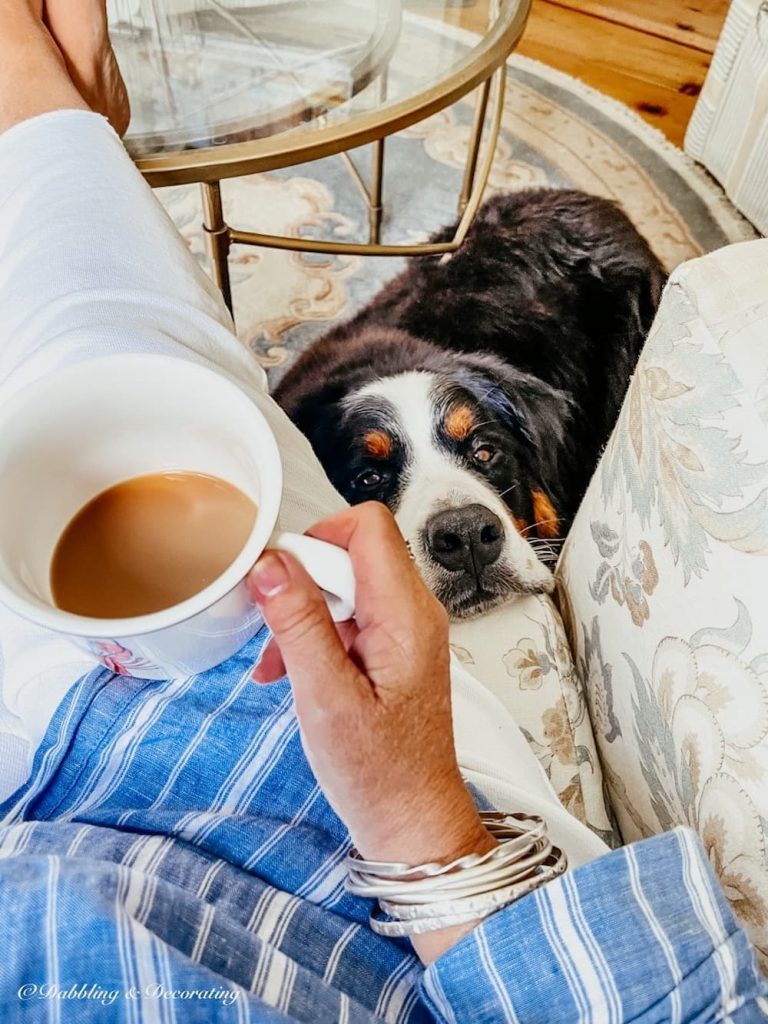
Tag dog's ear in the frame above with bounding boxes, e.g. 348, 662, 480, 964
282, 386, 348, 467
454, 354, 574, 475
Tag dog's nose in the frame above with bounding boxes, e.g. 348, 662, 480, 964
425, 504, 504, 574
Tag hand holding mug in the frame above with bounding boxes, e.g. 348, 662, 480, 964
250, 503, 496, 962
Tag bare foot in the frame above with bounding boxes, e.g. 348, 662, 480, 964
43, 0, 130, 136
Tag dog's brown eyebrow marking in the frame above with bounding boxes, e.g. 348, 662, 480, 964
364, 430, 393, 459
531, 489, 560, 539
445, 405, 475, 441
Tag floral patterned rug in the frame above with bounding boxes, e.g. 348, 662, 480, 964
158, 43, 758, 388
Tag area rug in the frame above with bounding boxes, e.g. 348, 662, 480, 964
157, 37, 759, 389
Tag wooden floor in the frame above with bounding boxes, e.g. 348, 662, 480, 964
446, 0, 730, 147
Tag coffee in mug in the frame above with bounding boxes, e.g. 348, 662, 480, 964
51, 471, 258, 619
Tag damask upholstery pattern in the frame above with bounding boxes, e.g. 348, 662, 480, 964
450, 597, 616, 847
560, 238, 768, 967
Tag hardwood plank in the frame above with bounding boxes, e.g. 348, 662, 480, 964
515, 1, 714, 146
421, 0, 726, 145
541, 0, 729, 53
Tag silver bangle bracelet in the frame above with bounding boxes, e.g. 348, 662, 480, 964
370, 861, 565, 937
349, 816, 548, 879
345, 812, 568, 938
348, 836, 553, 901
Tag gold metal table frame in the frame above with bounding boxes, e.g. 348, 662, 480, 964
131, 1, 532, 317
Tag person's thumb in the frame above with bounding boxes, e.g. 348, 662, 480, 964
248, 551, 363, 707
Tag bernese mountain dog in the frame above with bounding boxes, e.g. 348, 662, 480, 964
274, 189, 666, 619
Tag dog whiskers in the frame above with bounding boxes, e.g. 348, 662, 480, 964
521, 520, 562, 539
528, 538, 564, 551
528, 543, 563, 566
527, 535, 564, 557
496, 482, 519, 500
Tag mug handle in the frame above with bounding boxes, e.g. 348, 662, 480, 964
270, 532, 356, 622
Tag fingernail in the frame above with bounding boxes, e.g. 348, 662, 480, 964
250, 552, 290, 599
251, 664, 283, 686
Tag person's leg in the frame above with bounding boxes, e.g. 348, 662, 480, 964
0, 0, 87, 132
0, 1, 343, 522
43, 0, 130, 135
0, 0, 254, 397
0, 7, 347, 786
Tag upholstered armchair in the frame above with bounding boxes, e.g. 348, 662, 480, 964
451, 237, 768, 969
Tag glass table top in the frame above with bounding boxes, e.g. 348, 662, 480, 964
110, 0, 527, 165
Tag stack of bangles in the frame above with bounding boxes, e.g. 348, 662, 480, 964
345, 812, 568, 937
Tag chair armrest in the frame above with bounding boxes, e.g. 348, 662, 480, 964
559, 238, 768, 970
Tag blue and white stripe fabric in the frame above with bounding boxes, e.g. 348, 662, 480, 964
424, 829, 768, 1023
0, 630, 425, 1023
1, 627, 767, 1023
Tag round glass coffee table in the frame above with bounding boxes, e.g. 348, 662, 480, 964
111, 0, 531, 314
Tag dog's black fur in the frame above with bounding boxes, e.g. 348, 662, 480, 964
275, 189, 666, 545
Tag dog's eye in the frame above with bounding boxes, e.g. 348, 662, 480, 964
473, 446, 496, 465
354, 469, 384, 490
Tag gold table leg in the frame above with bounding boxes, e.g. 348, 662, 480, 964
198, 63, 506, 313
368, 69, 388, 244
341, 73, 388, 245
230, 62, 507, 259
458, 77, 491, 215
369, 137, 385, 244
201, 181, 234, 316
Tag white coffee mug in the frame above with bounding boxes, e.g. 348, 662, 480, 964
0, 354, 355, 679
